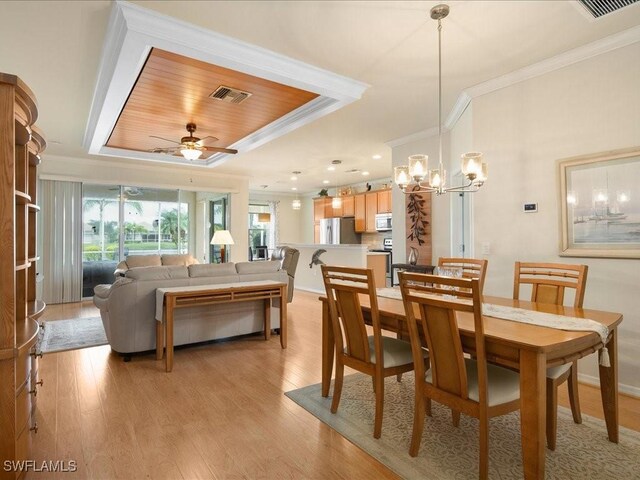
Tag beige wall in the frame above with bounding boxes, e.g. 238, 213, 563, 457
390, 43, 640, 393
472, 43, 640, 393
249, 192, 304, 244
39, 154, 250, 263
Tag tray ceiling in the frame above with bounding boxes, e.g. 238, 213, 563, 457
106, 48, 319, 159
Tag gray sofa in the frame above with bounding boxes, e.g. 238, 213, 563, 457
93, 258, 295, 354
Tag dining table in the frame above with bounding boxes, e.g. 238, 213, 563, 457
319, 293, 623, 480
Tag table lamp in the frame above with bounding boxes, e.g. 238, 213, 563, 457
210, 230, 234, 263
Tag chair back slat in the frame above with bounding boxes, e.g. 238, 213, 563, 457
418, 303, 468, 398
335, 289, 369, 361
513, 261, 588, 308
438, 257, 488, 292
400, 272, 486, 404
322, 265, 380, 366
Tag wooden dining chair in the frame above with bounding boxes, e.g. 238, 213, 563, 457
513, 261, 588, 450
438, 257, 489, 293
321, 265, 425, 439
399, 272, 520, 479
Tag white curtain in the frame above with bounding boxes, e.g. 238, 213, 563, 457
268, 200, 280, 248
41, 180, 83, 304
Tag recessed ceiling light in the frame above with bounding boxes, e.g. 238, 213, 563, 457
362, 171, 370, 176
327, 166, 335, 171
290, 176, 298, 181
372, 154, 381, 160
323, 180, 330, 184
291, 187, 297, 191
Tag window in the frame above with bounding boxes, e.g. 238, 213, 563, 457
82, 185, 190, 295
248, 204, 272, 258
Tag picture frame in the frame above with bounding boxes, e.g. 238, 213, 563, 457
559, 146, 640, 258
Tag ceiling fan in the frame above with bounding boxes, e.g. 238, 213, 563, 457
149, 123, 238, 161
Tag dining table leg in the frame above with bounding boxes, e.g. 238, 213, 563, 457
599, 329, 619, 443
519, 349, 546, 479
321, 299, 334, 397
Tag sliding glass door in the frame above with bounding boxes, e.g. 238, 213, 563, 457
82, 185, 190, 297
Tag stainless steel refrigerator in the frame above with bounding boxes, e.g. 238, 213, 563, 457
319, 217, 361, 244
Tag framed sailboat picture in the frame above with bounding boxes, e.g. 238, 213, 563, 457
559, 147, 640, 258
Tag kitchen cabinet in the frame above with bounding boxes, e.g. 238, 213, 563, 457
367, 254, 387, 288
314, 222, 320, 243
314, 197, 343, 220
365, 192, 378, 233
354, 194, 366, 232
342, 195, 354, 217
377, 189, 391, 213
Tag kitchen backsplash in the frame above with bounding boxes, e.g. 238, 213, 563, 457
361, 232, 390, 249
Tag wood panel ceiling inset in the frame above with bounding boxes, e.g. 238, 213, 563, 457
106, 48, 319, 158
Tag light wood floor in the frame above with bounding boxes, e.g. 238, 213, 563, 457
30, 291, 639, 479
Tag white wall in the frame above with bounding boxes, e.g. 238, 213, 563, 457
249, 192, 304, 244
39, 154, 250, 263
471, 43, 640, 393
391, 132, 451, 265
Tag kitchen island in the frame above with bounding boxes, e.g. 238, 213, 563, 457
282, 244, 388, 293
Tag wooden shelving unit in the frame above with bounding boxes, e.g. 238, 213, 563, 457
0, 72, 46, 480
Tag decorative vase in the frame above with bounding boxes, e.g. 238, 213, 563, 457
408, 247, 418, 265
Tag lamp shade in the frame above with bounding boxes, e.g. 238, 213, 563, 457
181, 146, 203, 161
257, 213, 271, 223
210, 230, 235, 245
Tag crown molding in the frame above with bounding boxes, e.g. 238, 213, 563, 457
387, 25, 640, 148
83, 0, 369, 167
385, 126, 440, 148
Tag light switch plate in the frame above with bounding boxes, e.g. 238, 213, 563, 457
523, 203, 538, 213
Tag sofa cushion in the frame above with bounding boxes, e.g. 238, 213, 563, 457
189, 263, 237, 278
125, 265, 189, 280
126, 254, 161, 268
235, 261, 281, 274
162, 254, 196, 266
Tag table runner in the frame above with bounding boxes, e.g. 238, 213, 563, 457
376, 288, 610, 366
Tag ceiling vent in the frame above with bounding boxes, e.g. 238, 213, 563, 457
209, 85, 252, 104
577, 0, 638, 18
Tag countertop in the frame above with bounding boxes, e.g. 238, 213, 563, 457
366, 251, 390, 256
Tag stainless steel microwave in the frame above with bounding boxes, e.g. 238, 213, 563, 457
375, 213, 392, 231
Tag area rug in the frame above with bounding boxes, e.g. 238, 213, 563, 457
286, 374, 640, 479
40, 317, 108, 353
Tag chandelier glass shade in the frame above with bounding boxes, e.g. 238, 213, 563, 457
292, 198, 301, 210
394, 4, 487, 195
180, 145, 203, 161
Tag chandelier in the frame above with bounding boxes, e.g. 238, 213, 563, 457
394, 4, 487, 195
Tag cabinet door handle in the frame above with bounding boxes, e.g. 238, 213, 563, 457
30, 351, 43, 359
29, 386, 38, 397
30, 422, 38, 434
36, 379, 43, 387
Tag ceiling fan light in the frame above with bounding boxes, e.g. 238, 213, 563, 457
181, 146, 203, 161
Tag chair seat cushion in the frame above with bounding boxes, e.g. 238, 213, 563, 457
426, 358, 520, 407
547, 363, 572, 380
367, 336, 426, 368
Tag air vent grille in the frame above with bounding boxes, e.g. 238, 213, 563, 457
210, 85, 252, 104
578, 0, 638, 18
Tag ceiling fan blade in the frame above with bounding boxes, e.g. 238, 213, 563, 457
149, 147, 180, 154
196, 135, 219, 145
202, 146, 238, 154
149, 135, 180, 145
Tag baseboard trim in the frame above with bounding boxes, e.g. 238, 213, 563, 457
578, 373, 640, 398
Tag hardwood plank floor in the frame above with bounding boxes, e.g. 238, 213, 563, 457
30, 291, 639, 479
